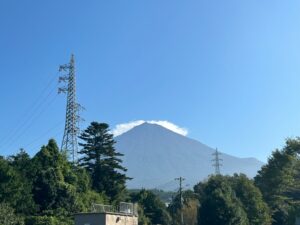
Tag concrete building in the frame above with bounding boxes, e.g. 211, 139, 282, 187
74, 203, 138, 225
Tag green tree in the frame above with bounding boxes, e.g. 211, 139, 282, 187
0, 203, 24, 225
8, 149, 36, 214
196, 175, 249, 225
131, 189, 171, 225
25, 215, 72, 225
168, 190, 199, 225
79, 122, 130, 202
0, 139, 108, 224
9, 149, 32, 178
31, 140, 79, 213
0, 156, 35, 215
229, 174, 271, 225
136, 205, 151, 225
255, 138, 300, 225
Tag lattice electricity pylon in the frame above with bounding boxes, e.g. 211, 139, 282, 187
212, 148, 223, 175
58, 54, 84, 163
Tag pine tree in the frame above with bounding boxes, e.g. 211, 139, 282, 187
79, 122, 130, 202
254, 138, 300, 225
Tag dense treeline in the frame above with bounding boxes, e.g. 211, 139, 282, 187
0, 140, 106, 225
1, 122, 300, 225
164, 138, 300, 225
168, 138, 300, 225
0, 122, 130, 224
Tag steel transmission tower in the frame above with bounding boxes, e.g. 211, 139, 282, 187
58, 54, 83, 163
212, 148, 222, 175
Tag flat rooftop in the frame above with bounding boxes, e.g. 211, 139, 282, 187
74, 212, 138, 217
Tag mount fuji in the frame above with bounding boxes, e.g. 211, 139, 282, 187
114, 122, 263, 189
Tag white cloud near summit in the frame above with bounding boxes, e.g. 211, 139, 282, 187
112, 120, 188, 137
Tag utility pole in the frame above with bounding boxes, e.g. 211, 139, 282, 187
212, 148, 222, 175
175, 177, 185, 225
58, 54, 83, 163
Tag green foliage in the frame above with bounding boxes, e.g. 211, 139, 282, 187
0, 203, 24, 225
25, 215, 72, 225
255, 138, 300, 225
136, 205, 151, 225
30, 139, 106, 215
78, 190, 107, 212
195, 175, 271, 225
131, 189, 171, 225
146, 189, 175, 203
4, 129, 300, 225
229, 174, 271, 225
9, 149, 36, 214
0, 155, 35, 215
168, 190, 199, 225
79, 122, 130, 202
129, 189, 176, 207
196, 175, 249, 225
0, 139, 107, 224
31, 140, 82, 213
0, 120, 133, 223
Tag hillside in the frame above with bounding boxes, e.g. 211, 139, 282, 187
115, 122, 263, 189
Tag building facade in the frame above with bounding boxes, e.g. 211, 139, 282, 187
74, 212, 138, 225
74, 202, 138, 225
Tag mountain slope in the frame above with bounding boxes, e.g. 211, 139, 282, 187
115, 122, 263, 189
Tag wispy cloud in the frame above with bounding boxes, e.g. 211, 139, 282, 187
112, 120, 188, 137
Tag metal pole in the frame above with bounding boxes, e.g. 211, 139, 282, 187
175, 177, 185, 225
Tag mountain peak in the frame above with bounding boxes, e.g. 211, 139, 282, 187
135, 122, 169, 130
115, 122, 264, 189
113, 120, 189, 137
119, 121, 186, 140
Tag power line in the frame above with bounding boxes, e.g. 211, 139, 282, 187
22, 120, 64, 149
1, 91, 59, 152
26, 129, 64, 153
0, 74, 58, 149
153, 179, 178, 190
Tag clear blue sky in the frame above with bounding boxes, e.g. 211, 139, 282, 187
1, 0, 300, 162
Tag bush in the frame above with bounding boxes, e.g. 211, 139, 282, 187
0, 203, 24, 225
25, 216, 72, 225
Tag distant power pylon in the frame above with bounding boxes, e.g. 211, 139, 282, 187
58, 54, 83, 163
212, 148, 222, 175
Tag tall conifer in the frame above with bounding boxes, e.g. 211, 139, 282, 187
79, 122, 130, 201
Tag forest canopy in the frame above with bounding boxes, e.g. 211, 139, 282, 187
1, 122, 300, 225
